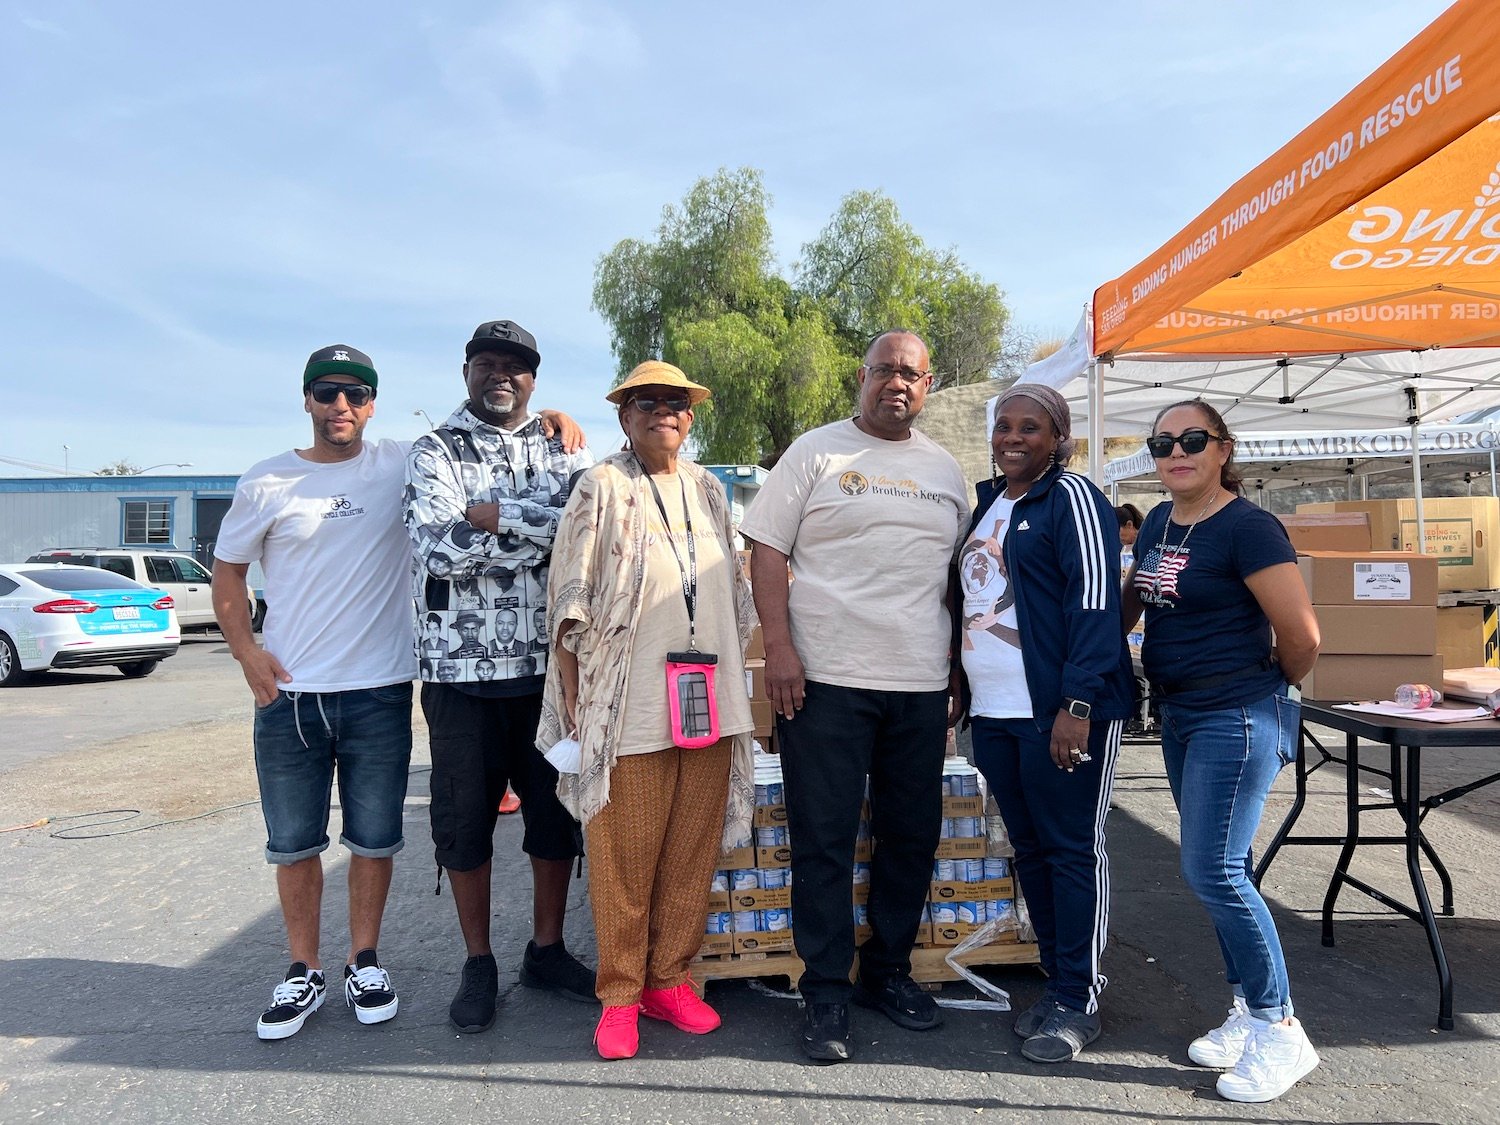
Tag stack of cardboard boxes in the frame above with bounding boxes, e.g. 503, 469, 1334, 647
1296, 498, 1500, 592
698, 760, 1022, 963
1297, 551, 1441, 700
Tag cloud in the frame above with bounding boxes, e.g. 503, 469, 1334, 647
19, 14, 68, 38
430, 1, 643, 104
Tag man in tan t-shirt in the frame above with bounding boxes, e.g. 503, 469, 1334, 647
740, 329, 969, 1064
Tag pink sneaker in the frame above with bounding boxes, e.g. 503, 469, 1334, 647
640, 981, 721, 1034
594, 1005, 640, 1060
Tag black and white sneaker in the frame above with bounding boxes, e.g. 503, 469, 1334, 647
256, 962, 326, 1040
343, 948, 399, 1025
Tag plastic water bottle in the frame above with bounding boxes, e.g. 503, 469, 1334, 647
1394, 683, 1441, 709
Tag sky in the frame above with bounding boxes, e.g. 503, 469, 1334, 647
0, 0, 1459, 476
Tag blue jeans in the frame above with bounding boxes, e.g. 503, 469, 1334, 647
253, 684, 413, 865
1160, 687, 1299, 1022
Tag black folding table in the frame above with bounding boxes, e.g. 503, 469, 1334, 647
1254, 700, 1500, 1030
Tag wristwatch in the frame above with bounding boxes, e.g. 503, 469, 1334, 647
1063, 698, 1093, 720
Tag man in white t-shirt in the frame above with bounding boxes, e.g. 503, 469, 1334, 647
213, 344, 417, 1041
739, 329, 969, 1063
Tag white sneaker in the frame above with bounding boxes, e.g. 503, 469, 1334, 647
1189, 995, 1252, 1067
1216, 1016, 1319, 1102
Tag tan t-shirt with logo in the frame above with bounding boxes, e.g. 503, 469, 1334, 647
616, 472, 754, 755
739, 419, 969, 692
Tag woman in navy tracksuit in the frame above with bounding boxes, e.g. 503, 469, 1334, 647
955, 383, 1134, 1064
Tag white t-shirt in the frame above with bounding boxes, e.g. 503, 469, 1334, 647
215, 439, 417, 693
739, 419, 969, 692
616, 473, 754, 755
958, 497, 1031, 718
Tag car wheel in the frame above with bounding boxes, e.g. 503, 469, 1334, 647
117, 660, 160, 679
0, 633, 29, 686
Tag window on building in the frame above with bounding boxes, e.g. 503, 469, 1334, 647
122, 500, 173, 546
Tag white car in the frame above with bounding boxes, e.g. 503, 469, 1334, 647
23, 548, 248, 631
0, 563, 181, 685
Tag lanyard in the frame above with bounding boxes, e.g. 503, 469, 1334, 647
641, 463, 698, 648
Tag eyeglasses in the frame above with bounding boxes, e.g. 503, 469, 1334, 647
866, 364, 931, 387
629, 396, 691, 414
1146, 429, 1224, 458
308, 380, 375, 407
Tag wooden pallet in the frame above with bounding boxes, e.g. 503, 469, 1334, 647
690, 941, 1040, 987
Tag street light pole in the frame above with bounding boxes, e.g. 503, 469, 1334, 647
138, 462, 193, 473
62, 445, 69, 477
413, 409, 435, 430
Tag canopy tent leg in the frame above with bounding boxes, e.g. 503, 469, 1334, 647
1087, 357, 1103, 484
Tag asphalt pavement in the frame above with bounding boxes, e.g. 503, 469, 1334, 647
1, 647, 1497, 1123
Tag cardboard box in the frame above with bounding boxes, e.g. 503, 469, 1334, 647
744, 659, 767, 701
717, 844, 756, 870
1278, 512, 1373, 552
1300, 653, 1444, 702
756, 844, 793, 868
1436, 605, 1500, 669
928, 921, 1019, 947
729, 886, 791, 911
696, 932, 733, 957
940, 795, 984, 817
751, 699, 776, 737
746, 626, 765, 660
853, 837, 874, 863
934, 836, 986, 860
851, 882, 869, 905
1296, 552, 1438, 605
930, 877, 1014, 902
732, 930, 796, 955
752, 803, 788, 828
1297, 499, 1500, 591
705, 888, 730, 914
1311, 605, 1437, 655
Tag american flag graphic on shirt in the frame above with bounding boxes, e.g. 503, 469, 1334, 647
1136, 542, 1191, 606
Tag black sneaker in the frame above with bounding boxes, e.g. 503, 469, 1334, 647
256, 962, 326, 1041
801, 1001, 851, 1063
519, 940, 596, 1003
343, 948, 399, 1025
450, 952, 499, 1033
853, 972, 943, 1031
1020, 1001, 1101, 1063
1012, 994, 1055, 1039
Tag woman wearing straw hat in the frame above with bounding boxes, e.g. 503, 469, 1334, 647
538, 361, 756, 1060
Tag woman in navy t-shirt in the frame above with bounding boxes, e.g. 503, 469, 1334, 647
1122, 398, 1321, 1104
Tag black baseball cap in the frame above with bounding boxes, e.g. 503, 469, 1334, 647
465, 320, 541, 372
303, 344, 378, 390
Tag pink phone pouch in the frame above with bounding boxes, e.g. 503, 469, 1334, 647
666, 650, 720, 749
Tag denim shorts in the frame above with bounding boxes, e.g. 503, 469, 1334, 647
253, 683, 413, 865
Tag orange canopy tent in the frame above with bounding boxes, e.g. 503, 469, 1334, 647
1049, 0, 1500, 452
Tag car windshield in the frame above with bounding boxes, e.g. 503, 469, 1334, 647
16, 568, 149, 592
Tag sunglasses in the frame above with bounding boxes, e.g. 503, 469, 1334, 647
628, 395, 691, 414
308, 380, 375, 407
1146, 428, 1224, 458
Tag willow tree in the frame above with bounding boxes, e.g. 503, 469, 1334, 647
593, 168, 1010, 464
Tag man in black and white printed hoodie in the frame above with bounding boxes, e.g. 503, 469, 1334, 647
404, 319, 596, 1035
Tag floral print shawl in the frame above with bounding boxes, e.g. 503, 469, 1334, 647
536, 451, 756, 851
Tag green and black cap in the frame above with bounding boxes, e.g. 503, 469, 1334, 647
303, 344, 378, 390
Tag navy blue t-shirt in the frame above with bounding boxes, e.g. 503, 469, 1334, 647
1135, 497, 1296, 709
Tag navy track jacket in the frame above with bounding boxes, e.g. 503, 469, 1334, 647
956, 465, 1135, 730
